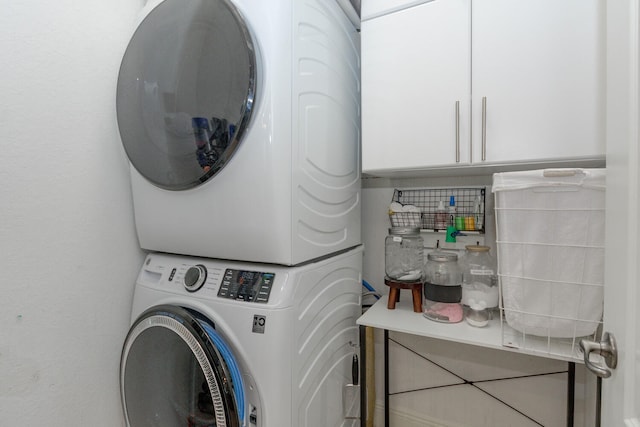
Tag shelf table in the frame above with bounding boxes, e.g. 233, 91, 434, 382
357, 298, 580, 427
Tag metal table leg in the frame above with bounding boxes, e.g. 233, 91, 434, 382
384, 329, 389, 427
360, 325, 366, 427
567, 362, 575, 427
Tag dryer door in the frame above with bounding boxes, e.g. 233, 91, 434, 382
117, 0, 258, 191
120, 305, 245, 427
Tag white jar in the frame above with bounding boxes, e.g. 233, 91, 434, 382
461, 245, 499, 308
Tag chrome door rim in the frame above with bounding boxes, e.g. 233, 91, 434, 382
116, 0, 259, 190
120, 307, 239, 427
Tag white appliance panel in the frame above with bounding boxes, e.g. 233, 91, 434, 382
119, 0, 361, 265
126, 246, 363, 427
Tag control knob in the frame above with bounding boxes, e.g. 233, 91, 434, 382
184, 264, 207, 292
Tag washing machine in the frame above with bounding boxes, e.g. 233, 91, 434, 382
116, 0, 362, 265
120, 246, 363, 427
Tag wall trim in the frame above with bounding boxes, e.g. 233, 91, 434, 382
373, 403, 465, 427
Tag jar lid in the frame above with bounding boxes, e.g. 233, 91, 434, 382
388, 227, 421, 235
465, 245, 490, 253
427, 250, 458, 262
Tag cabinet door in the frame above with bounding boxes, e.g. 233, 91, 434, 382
362, 0, 470, 173
471, 0, 605, 165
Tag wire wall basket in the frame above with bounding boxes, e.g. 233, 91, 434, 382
389, 187, 486, 233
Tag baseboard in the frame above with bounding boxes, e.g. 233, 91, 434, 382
373, 403, 465, 427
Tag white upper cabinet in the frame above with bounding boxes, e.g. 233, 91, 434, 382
361, 0, 606, 175
361, 0, 471, 172
471, 0, 606, 165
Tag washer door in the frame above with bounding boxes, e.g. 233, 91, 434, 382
120, 305, 244, 427
117, 0, 258, 191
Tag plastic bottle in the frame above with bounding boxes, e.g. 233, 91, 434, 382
448, 196, 457, 227
474, 196, 484, 231
434, 200, 447, 230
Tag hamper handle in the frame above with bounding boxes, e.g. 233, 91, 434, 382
542, 169, 586, 178
532, 168, 589, 192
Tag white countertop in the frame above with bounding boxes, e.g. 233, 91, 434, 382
358, 298, 584, 363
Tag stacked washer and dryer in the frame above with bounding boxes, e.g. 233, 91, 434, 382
116, 0, 362, 426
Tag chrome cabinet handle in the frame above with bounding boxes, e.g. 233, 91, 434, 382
579, 332, 618, 378
455, 101, 460, 163
481, 96, 487, 161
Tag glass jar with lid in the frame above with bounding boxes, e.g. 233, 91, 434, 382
460, 245, 499, 309
423, 250, 463, 323
384, 227, 423, 282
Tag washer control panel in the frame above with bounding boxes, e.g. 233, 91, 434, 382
217, 269, 275, 303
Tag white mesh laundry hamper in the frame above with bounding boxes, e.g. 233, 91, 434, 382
493, 169, 605, 341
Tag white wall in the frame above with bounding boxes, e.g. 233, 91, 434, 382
0, 1, 145, 425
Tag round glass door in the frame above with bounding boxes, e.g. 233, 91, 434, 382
117, 0, 258, 190
121, 306, 243, 427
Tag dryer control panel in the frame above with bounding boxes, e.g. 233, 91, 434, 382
217, 269, 275, 303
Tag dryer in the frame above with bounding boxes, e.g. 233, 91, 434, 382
120, 246, 363, 427
116, 0, 361, 265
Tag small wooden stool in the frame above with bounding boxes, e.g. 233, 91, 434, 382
384, 277, 423, 313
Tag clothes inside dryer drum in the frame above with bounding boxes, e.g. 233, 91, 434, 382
197, 319, 245, 424
117, 0, 257, 190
